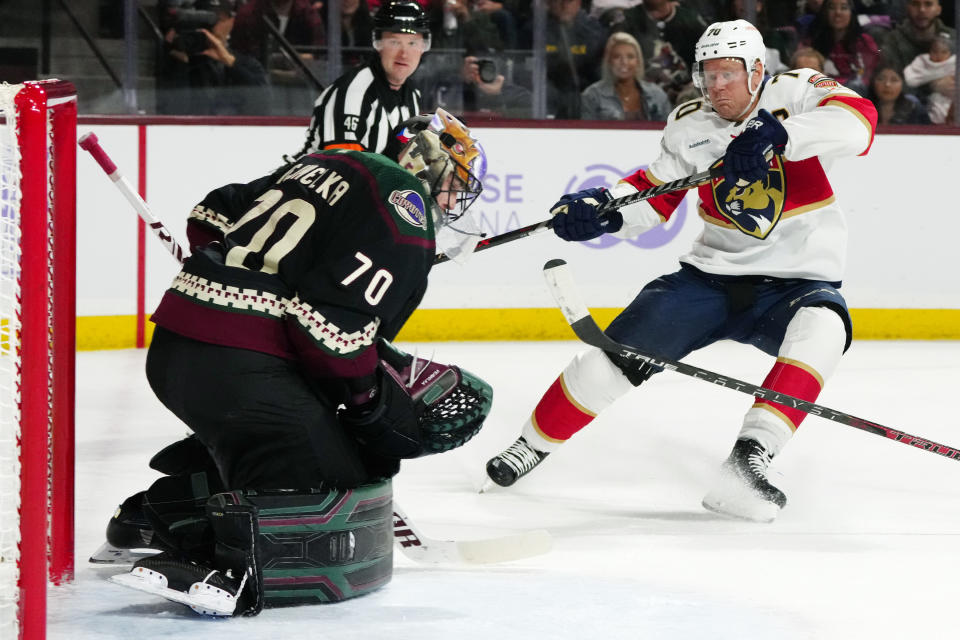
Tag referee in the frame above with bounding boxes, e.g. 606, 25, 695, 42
291, 0, 430, 158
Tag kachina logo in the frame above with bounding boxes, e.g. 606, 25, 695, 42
562, 163, 688, 249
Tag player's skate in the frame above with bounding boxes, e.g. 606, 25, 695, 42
110, 551, 246, 616
486, 436, 550, 487
90, 491, 164, 564
701, 438, 787, 523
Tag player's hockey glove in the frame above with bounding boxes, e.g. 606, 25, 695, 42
549, 187, 623, 242
723, 108, 787, 185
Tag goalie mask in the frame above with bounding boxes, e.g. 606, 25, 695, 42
396, 109, 487, 263
692, 20, 766, 116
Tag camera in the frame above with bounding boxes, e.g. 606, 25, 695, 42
476, 58, 498, 84
173, 29, 212, 56
165, 2, 221, 56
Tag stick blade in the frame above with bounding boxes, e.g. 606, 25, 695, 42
454, 529, 553, 564
543, 259, 591, 325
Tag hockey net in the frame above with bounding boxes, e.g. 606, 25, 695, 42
0, 80, 77, 640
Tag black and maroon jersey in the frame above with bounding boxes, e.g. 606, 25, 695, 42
152, 150, 436, 382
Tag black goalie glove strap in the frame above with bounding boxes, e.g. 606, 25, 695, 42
340, 341, 494, 458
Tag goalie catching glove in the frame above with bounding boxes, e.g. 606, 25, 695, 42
339, 341, 493, 459
549, 187, 623, 242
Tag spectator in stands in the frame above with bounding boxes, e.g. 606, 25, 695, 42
340, 0, 376, 67
580, 31, 671, 120
588, 0, 643, 20
721, 0, 791, 75
156, 0, 270, 115
601, 0, 708, 105
431, 0, 516, 51
678, 0, 721, 24
868, 63, 932, 123
806, 0, 881, 95
880, 0, 956, 73
791, 45, 827, 70
903, 34, 956, 123
523, 0, 607, 118
422, 51, 533, 117
231, 0, 325, 65
796, 0, 824, 40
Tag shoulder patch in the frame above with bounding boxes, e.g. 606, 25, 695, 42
388, 189, 428, 229
808, 73, 840, 90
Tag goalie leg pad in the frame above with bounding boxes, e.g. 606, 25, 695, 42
223, 479, 394, 608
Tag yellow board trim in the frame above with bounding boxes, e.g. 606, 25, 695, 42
76, 308, 960, 350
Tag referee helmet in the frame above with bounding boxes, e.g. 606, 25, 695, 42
373, 1, 432, 51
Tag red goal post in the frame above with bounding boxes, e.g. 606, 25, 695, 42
0, 79, 77, 640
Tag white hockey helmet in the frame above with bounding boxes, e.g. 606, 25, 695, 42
692, 20, 766, 103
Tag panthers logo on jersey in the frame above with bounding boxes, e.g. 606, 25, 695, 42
711, 156, 786, 239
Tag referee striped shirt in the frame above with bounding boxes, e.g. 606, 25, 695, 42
294, 59, 421, 158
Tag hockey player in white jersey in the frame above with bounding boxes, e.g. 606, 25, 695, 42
486, 19, 878, 522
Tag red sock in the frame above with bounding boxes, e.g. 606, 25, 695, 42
754, 359, 823, 430
531, 374, 596, 443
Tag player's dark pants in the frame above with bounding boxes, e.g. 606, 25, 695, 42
146, 327, 382, 491
605, 263, 852, 365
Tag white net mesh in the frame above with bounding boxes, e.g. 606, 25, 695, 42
0, 82, 23, 640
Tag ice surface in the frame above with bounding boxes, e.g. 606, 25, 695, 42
49, 340, 960, 640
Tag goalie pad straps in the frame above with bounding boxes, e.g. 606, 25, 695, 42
206, 492, 264, 616
206, 479, 394, 611
143, 470, 225, 558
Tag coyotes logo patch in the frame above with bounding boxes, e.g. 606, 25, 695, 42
388, 189, 428, 229
711, 156, 786, 239
808, 73, 840, 90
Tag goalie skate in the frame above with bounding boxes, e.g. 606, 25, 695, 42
486, 436, 549, 487
110, 551, 245, 616
702, 439, 787, 523
90, 491, 164, 564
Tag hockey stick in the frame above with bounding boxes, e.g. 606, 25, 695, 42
542, 258, 960, 463
79, 132, 187, 263
91, 507, 553, 566
392, 504, 551, 564
433, 164, 723, 265
79, 130, 552, 564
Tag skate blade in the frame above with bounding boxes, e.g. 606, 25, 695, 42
90, 542, 162, 565
701, 491, 780, 523
110, 568, 236, 616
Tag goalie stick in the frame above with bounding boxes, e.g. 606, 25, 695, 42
542, 258, 960, 463
391, 504, 551, 564
79, 130, 552, 565
90, 507, 552, 566
79, 132, 187, 263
